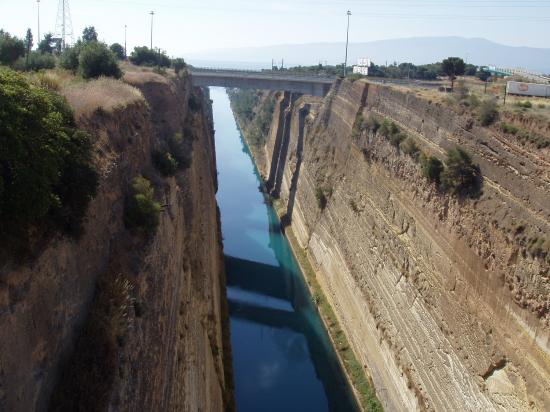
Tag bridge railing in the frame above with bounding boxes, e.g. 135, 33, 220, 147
190, 66, 336, 80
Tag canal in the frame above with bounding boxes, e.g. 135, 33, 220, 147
212, 87, 359, 412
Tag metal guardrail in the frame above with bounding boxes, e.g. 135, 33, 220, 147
190, 67, 336, 80
191, 67, 448, 90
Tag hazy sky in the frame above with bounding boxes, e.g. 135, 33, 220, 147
2, 0, 549, 57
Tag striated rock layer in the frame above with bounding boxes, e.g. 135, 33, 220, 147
236, 80, 550, 411
0, 72, 233, 411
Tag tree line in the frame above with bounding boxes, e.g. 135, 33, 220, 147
0, 26, 187, 76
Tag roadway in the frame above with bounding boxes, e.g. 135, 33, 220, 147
190, 67, 445, 95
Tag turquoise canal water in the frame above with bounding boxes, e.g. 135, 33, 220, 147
212, 87, 359, 412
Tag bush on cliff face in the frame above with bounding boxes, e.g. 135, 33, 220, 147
441, 147, 481, 196
378, 118, 399, 138
420, 153, 444, 183
479, 99, 498, 126
315, 187, 328, 210
152, 132, 191, 176
0, 67, 98, 258
400, 137, 420, 159
152, 150, 178, 177
365, 115, 380, 133
124, 176, 161, 235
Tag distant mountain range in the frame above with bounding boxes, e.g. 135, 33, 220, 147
187, 37, 550, 74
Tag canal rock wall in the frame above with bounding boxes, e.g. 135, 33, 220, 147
0, 72, 233, 411
236, 80, 550, 411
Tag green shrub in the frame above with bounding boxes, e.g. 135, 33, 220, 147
515, 100, 532, 109
82, 26, 98, 43
346, 73, 363, 82
379, 118, 399, 137
500, 122, 518, 135
352, 112, 364, 139
315, 187, 327, 210
167, 132, 191, 169
479, 99, 498, 126
124, 176, 161, 235
172, 58, 186, 74
0, 68, 98, 257
468, 94, 481, 108
60, 43, 82, 72
441, 147, 481, 196
129, 46, 170, 67
0, 30, 25, 66
420, 154, 444, 183
400, 137, 420, 159
37, 33, 57, 54
365, 115, 380, 133
12, 52, 56, 72
390, 132, 407, 148
79, 42, 122, 79
537, 103, 546, 109
152, 150, 177, 176
109, 43, 125, 60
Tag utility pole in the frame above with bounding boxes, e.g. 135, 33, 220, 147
150, 11, 154, 50
37, 0, 40, 43
62, 0, 65, 49
124, 24, 127, 59
344, 10, 351, 77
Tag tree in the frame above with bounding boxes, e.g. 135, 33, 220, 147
82, 26, 98, 43
477, 69, 491, 82
0, 68, 98, 256
14, 51, 56, 71
464, 64, 477, 76
38, 33, 55, 54
441, 57, 465, 91
129, 46, 170, 67
109, 43, 125, 60
172, 58, 186, 75
124, 176, 161, 235
0, 30, 25, 66
420, 155, 444, 183
24, 29, 33, 56
78, 42, 122, 79
441, 147, 480, 196
60, 41, 82, 72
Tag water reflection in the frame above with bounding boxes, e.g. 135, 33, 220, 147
213, 87, 358, 412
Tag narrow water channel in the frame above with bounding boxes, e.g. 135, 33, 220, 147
212, 87, 359, 412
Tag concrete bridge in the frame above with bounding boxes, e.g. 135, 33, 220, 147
190, 68, 335, 97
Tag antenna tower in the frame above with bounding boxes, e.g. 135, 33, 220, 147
54, 0, 74, 50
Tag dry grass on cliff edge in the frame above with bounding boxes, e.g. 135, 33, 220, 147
62, 77, 144, 119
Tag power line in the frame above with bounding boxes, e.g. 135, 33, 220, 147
86, 0, 550, 19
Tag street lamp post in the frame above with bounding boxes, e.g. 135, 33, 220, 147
124, 24, 127, 59
344, 10, 351, 77
37, 0, 40, 42
150, 11, 154, 50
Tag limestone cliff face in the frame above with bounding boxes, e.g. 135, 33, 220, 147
236, 80, 550, 411
0, 72, 233, 411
